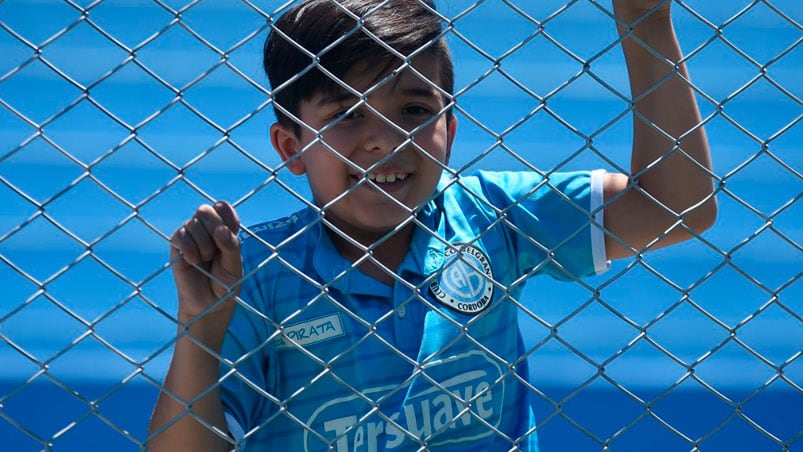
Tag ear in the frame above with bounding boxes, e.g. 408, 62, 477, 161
270, 123, 306, 175
444, 115, 458, 165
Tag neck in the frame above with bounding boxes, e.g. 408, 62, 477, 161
325, 222, 414, 286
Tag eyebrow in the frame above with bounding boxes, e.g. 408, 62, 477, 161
398, 84, 440, 99
316, 91, 357, 107
315, 83, 442, 107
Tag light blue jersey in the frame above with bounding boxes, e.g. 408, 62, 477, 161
220, 170, 608, 451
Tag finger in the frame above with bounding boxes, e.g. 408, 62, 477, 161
192, 203, 233, 253
171, 225, 203, 265
213, 223, 242, 279
184, 215, 217, 263
213, 201, 240, 234
194, 203, 234, 237
210, 201, 242, 278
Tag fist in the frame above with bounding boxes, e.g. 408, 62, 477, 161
170, 201, 242, 323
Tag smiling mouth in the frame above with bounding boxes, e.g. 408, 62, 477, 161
370, 172, 409, 184
352, 172, 410, 184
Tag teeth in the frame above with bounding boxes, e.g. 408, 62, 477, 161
368, 173, 408, 183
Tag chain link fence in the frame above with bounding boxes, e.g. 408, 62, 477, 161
1, 0, 801, 450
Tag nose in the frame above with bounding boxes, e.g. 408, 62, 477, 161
361, 110, 406, 155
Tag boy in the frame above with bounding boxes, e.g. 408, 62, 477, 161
149, 0, 717, 450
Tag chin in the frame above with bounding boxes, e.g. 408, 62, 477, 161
359, 213, 414, 233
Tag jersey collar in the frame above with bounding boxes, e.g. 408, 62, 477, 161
310, 196, 447, 295
311, 221, 391, 296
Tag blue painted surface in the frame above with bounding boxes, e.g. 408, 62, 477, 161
0, 0, 800, 450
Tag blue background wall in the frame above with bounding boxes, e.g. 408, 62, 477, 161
1, 0, 800, 450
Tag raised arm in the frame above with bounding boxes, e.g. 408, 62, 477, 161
603, 0, 718, 259
148, 201, 242, 452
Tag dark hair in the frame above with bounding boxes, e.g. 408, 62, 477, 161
264, 0, 454, 136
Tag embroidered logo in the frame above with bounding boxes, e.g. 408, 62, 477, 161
429, 243, 494, 315
275, 313, 345, 351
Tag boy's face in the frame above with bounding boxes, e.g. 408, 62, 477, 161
273, 54, 456, 242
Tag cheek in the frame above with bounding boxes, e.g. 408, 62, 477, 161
419, 134, 448, 164
414, 125, 449, 158
302, 141, 345, 171
318, 130, 353, 156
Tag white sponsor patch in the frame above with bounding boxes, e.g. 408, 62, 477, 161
275, 313, 345, 351
429, 243, 494, 314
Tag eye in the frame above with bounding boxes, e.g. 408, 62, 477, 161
404, 105, 433, 116
329, 106, 362, 123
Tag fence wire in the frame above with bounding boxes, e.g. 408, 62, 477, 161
0, 0, 801, 451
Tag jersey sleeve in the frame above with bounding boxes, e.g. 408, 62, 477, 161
472, 169, 609, 280
219, 244, 277, 443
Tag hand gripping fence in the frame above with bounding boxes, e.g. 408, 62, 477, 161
0, 0, 801, 451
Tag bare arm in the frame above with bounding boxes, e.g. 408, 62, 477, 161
603, 0, 718, 259
148, 202, 242, 452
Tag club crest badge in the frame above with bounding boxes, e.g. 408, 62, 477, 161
430, 243, 494, 315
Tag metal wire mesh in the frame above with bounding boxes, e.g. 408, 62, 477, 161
0, 0, 801, 450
